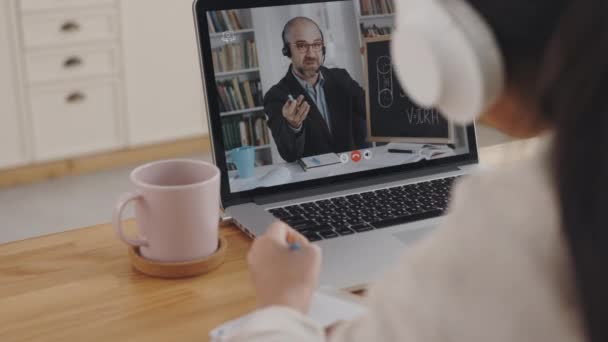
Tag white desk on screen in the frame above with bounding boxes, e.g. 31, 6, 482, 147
229, 144, 457, 193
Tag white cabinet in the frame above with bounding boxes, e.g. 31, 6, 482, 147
0, 0, 209, 171
0, 0, 26, 168
120, 0, 207, 146
29, 80, 122, 159
24, 44, 121, 83
20, 0, 116, 12
16, 1, 125, 161
21, 8, 119, 49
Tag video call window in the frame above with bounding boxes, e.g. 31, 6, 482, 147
205, 0, 471, 194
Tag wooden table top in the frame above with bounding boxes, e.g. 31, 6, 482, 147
0, 140, 539, 341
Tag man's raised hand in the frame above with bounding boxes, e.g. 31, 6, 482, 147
282, 95, 310, 129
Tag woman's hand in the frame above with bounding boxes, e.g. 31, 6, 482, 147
247, 221, 322, 314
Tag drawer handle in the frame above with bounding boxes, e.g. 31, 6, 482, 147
64, 56, 83, 68
66, 92, 86, 104
60, 21, 81, 33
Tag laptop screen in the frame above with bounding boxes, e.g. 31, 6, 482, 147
195, 0, 477, 202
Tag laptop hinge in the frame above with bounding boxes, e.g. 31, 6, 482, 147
254, 165, 460, 205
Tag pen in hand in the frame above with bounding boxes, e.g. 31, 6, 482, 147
284, 94, 310, 130
287, 232, 302, 251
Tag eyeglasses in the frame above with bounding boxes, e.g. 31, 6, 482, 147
289, 41, 324, 53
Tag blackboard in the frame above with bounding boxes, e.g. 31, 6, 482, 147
364, 37, 454, 144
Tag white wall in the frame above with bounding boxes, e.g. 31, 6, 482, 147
121, 0, 207, 146
324, 1, 364, 85
0, 0, 26, 168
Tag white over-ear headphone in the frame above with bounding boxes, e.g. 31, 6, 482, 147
391, 0, 505, 124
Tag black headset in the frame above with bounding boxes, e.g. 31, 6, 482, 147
281, 18, 327, 58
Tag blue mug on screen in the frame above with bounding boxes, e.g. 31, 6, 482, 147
228, 146, 256, 179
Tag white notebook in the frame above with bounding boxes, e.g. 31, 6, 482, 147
298, 153, 342, 170
210, 287, 367, 341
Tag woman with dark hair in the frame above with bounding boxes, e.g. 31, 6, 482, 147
227, 0, 606, 341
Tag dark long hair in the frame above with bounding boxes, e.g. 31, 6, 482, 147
468, 1, 608, 341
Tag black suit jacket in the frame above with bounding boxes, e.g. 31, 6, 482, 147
264, 66, 368, 163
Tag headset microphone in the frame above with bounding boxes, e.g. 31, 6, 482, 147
281, 18, 327, 63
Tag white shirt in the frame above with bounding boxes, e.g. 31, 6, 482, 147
227, 135, 585, 342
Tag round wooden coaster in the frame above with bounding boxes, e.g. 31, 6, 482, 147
128, 237, 227, 279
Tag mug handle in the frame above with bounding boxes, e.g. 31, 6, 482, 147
112, 191, 148, 247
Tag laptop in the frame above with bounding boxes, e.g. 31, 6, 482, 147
193, 0, 479, 290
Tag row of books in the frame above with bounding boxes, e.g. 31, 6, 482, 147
212, 40, 259, 72
207, 10, 245, 33
216, 78, 263, 113
359, 0, 394, 16
222, 115, 270, 151
360, 23, 392, 38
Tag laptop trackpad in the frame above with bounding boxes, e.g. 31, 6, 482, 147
393, 226, 434, 245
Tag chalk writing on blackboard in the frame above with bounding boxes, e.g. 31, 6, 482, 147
406, 108, 442, 125
376, 56, 394, 108
364, 36, 454, 144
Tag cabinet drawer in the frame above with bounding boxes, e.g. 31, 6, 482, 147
21, 9, 118, 49
29, 81, 122, 160
20, 0, 116, 12
25, 45, 120, 83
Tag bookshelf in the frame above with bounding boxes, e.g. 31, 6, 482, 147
358, 0, 394, 16
209, 28, 254, 38
208, 9, 274, 167
220, 106, 265, 117
355, 0, 395, 42
216, 68, 260, 78
360, 13, 394, 20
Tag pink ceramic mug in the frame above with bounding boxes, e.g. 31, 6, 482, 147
112, 159, 220, 262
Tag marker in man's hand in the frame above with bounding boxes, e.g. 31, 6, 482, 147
288, 94, 295, 103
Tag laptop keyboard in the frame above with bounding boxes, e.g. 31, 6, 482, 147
268, 176, 461, 242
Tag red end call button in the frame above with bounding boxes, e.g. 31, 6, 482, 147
351, 150, 362, 163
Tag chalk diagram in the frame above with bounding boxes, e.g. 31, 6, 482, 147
376, 56, 394, 109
